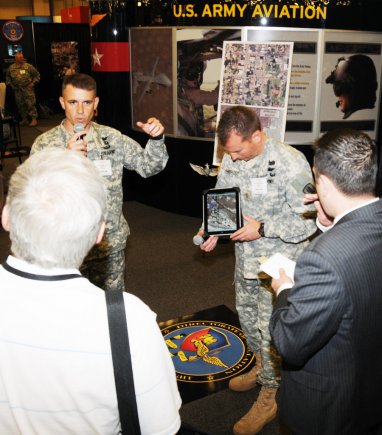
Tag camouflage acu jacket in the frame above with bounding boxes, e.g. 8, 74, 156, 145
6, 62, 40, 89
31, 121, 169, 259
216, 136, 317, 279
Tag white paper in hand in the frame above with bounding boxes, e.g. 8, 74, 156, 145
260, 253, 296, 279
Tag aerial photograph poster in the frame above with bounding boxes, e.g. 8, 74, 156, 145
214, 41, 293, 163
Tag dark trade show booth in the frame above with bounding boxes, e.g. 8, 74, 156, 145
1, 0, 382, 217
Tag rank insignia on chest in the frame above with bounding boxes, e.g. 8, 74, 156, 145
267, 161, 276, 178
101, 137, 110, 149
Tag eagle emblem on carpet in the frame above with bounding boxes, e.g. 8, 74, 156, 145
162, 320, 254, 383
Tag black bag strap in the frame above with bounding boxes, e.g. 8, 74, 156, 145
105, 290, 141, 435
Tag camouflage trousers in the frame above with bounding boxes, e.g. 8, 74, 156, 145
14, 88, 38, 120
235, 268, 281, 388
80, 249, 126, 292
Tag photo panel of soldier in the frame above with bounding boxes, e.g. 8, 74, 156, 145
177, 28, 242, 139
51, 41, 79, 80
244, 28, 320, 144
320, 31, 381, 139
130, 28, 174, 135
214, 41, 293, 163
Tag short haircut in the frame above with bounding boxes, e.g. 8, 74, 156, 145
217, 106, 262, 147
313, 129, 377, 196
6, 148, 107, 269
62, 73, 97, 95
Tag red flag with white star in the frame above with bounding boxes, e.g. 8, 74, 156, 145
91, 42, 130, 72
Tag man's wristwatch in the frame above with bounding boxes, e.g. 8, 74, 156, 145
258, 222, 265, 237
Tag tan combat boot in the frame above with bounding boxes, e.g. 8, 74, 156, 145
233, 387, 278, 435
29, 118, 37, 127
229, 353, 262, 392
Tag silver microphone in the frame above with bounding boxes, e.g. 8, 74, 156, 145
73, 123, 85, 140
193, 234, 207, 246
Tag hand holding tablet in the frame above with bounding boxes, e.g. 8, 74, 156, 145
203, 187, 243, 237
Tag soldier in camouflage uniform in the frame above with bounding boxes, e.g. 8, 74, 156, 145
198, 106, 317, 435
6, 52, 40, 127
31, 73, 167, 292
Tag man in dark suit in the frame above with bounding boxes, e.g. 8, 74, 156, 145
269, 128, 382, 435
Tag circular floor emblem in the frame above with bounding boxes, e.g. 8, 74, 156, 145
162, 320, 255, 383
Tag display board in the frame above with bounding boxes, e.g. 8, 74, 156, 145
176, 28, 242, 139
130, 27, 175, 135
51, 41, 79, 79
129, 26, 382, 148
245, 28, 321, 144
320, 30, 381, 139
213, 40, 293, 162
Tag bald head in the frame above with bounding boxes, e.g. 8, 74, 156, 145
15, 53, 25, 64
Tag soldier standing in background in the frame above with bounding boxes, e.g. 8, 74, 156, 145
31, 73, 167, 292
6, 52, 40, 127
197, 106, 317, 435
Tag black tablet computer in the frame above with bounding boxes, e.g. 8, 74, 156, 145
203, 187, 243, 236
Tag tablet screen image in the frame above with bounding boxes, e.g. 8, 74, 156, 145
203, 187, 242, 236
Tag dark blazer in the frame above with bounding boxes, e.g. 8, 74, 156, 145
270, 199, 382, 435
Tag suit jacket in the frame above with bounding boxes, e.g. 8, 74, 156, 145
270, 199, 382, 435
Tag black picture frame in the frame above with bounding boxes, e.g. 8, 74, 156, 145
203, 187, 242, 237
